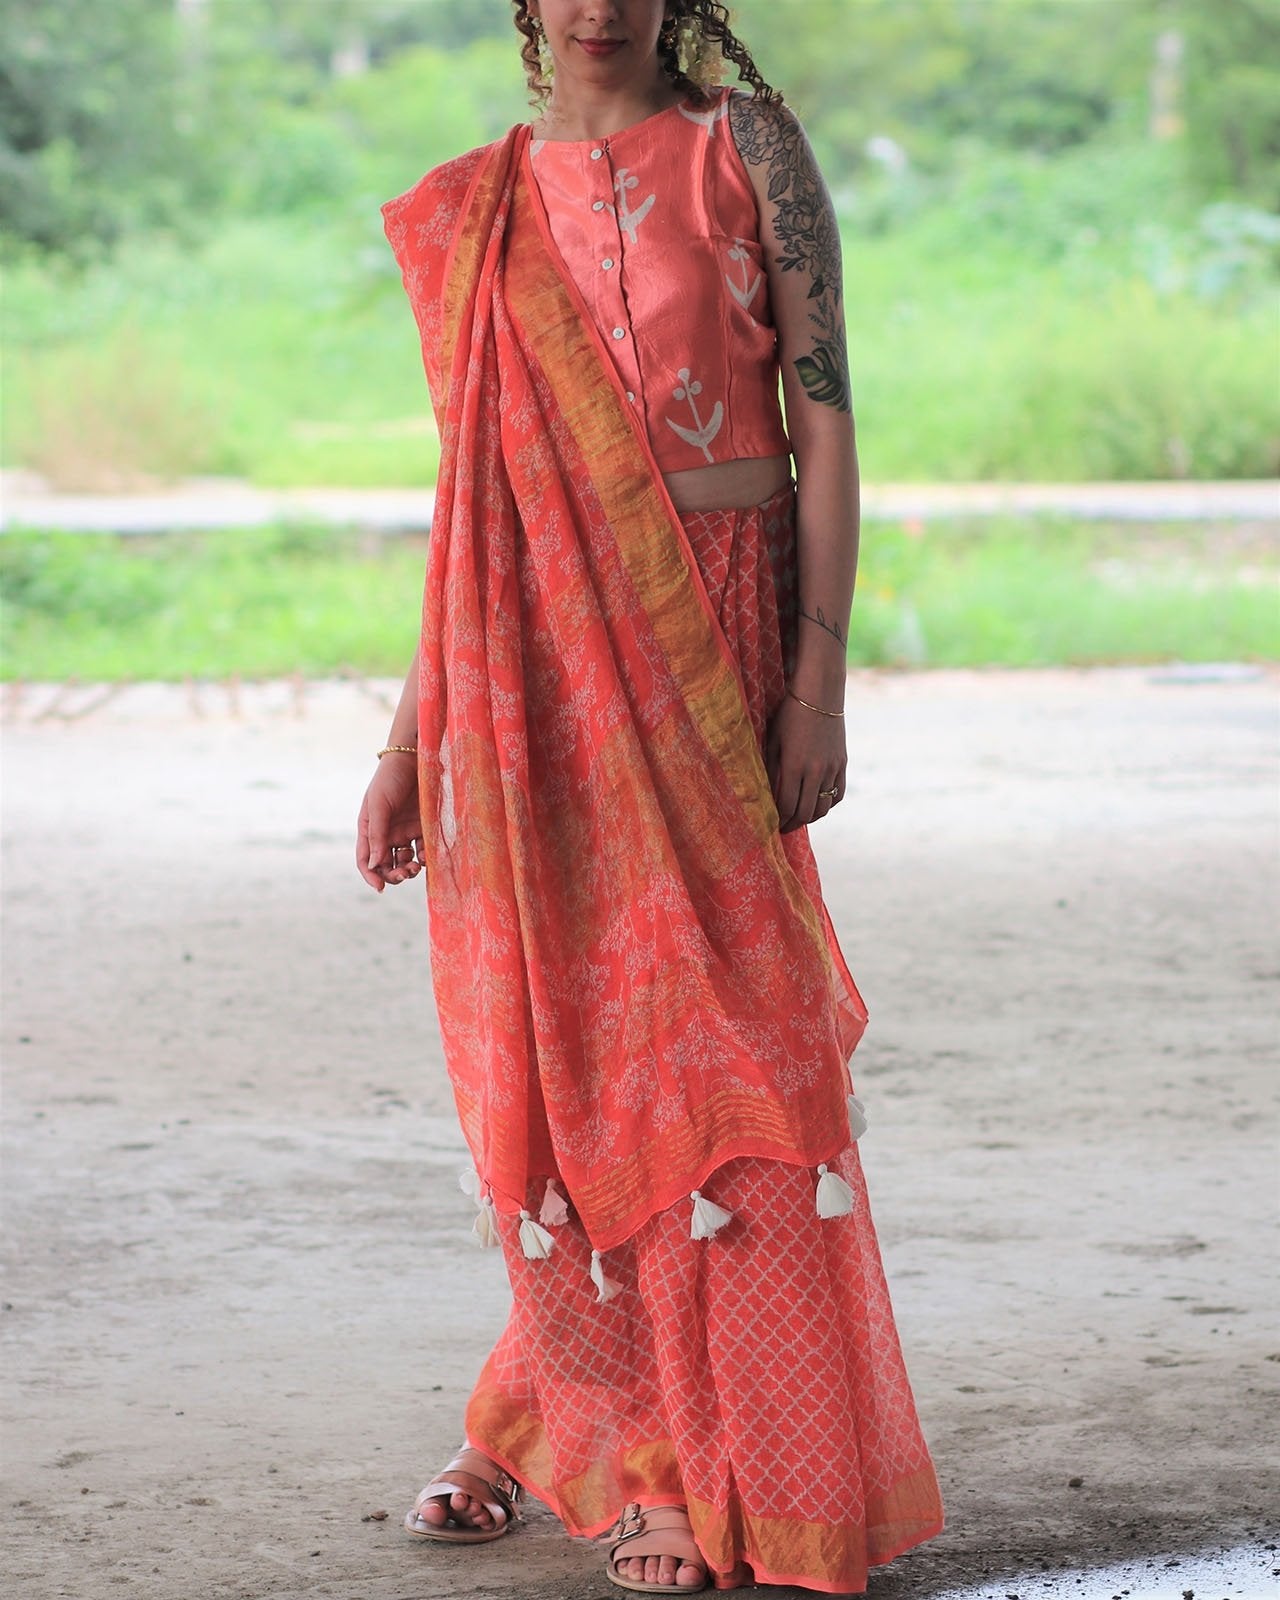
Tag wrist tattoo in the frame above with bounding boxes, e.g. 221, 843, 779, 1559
729, 94, 853, 414
799, 604, 847, 648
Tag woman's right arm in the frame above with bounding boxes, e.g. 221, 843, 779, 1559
355, 648, 424, 892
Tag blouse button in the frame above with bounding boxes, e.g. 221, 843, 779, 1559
626, 390, 636, 402
591, 200, 605, 212
611, 327, 626, 340
601, 257, 615, 271
590, 148, 604, 161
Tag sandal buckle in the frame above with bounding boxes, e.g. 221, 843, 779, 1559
610, 1501, 646, 1547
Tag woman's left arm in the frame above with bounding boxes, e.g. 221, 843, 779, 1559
730, 93, 859, 832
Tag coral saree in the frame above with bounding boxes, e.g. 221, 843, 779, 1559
382, 125, 943, 1592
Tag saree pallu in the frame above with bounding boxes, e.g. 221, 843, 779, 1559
382, 127, 868, 1250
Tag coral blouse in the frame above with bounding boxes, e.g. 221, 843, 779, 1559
529, 87, 790, 474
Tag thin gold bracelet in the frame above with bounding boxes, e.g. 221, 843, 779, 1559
377, 744, 418, 759
786, 689, 844, 720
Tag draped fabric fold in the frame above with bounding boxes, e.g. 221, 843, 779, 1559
382, 128, 867, 1251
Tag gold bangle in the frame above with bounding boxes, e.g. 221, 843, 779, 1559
786, 689, 844, 720
377, 744, 417, 759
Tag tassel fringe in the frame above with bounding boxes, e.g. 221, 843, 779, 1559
690, 1189, 734, 1239
589, 1249, 623, 1303
815, 1162, 856, 1218
518, 1209, 556, 1260
539, 1178, 570, 1227
472, 1198, 502, 1248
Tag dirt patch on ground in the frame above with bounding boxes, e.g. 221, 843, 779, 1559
3, 669, 1277, 1598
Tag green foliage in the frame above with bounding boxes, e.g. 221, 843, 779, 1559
742, 0, 1155, 174
8, 322, 221, 489
0, 524, 427, 680
849, 519, 1280, 667
3, 519, 1275, 682
1181, 0, 1280, 208
0, 0, 200, 252
850, 265, 1279, 483
331, 40, 526, 203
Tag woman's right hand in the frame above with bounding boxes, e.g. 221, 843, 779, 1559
356, 752, 423, 892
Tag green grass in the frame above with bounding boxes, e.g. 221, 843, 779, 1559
2, 519, 1275, 682
3, 141, 1277, 489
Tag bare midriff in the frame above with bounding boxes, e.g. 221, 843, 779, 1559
663, 454, 791, 514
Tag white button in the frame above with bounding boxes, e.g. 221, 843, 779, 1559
612, 327, 626, 340
590, 148, 604, 161
591, 200, 605, 212
601, 257, 615, 271
626, 391, 636, 402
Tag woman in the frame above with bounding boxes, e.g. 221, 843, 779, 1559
356, 1, 943, 1592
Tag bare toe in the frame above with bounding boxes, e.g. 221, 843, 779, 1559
413, 1494, 448, 1526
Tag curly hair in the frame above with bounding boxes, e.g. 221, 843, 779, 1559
511, 2, 780, 108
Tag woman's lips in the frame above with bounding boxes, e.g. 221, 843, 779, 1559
577, 37, 626, 57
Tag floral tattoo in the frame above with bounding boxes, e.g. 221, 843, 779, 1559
729, 94, 851, 413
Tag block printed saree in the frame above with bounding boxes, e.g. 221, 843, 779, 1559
382, 125, 943, 1593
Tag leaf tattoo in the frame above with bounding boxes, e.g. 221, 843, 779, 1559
795, 346, 849, 410
729, 94, 852, 413
799, 603, 847, 648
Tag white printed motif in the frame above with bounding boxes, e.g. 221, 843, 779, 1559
678, 98, 730, 138
725, 239, 763, 313
665, 368, 724, 462
606, 168, 655, 244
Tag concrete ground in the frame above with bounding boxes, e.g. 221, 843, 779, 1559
2, 668, 1277, 1600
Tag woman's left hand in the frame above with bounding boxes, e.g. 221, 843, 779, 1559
764, 694, 847, 833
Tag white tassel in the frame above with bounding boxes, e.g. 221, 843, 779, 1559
848, 1094, 869, 1140
518, 1208, 556, 1260
589, 1249, 623, 1304
539, 1178, 570, 1228
690, 1189, 734, 1240
815, 1162, 856, 1218
461, 1169, 501, 1248
473, 1198, 502, 1248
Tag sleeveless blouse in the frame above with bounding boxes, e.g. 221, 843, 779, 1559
529, 88, 791, 474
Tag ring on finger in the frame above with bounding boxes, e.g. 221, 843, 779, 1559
817, 787, 838, 801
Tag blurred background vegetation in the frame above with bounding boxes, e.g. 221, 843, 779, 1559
1, 0, 1276, 678
3, 0, 1278, 490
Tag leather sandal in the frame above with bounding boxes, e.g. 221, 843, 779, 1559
403, 1446, 522, 1544
606, 1502, 709, 1593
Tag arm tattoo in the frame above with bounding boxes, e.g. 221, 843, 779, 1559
729, 93, 852, 413
799, 603, 847, 648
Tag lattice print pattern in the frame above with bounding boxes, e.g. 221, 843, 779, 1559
466, 1149, 942, 1591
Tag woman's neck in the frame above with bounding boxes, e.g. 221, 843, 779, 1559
534, 77, 683, 143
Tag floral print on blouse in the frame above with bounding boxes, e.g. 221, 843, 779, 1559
529, 88, 791, 475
